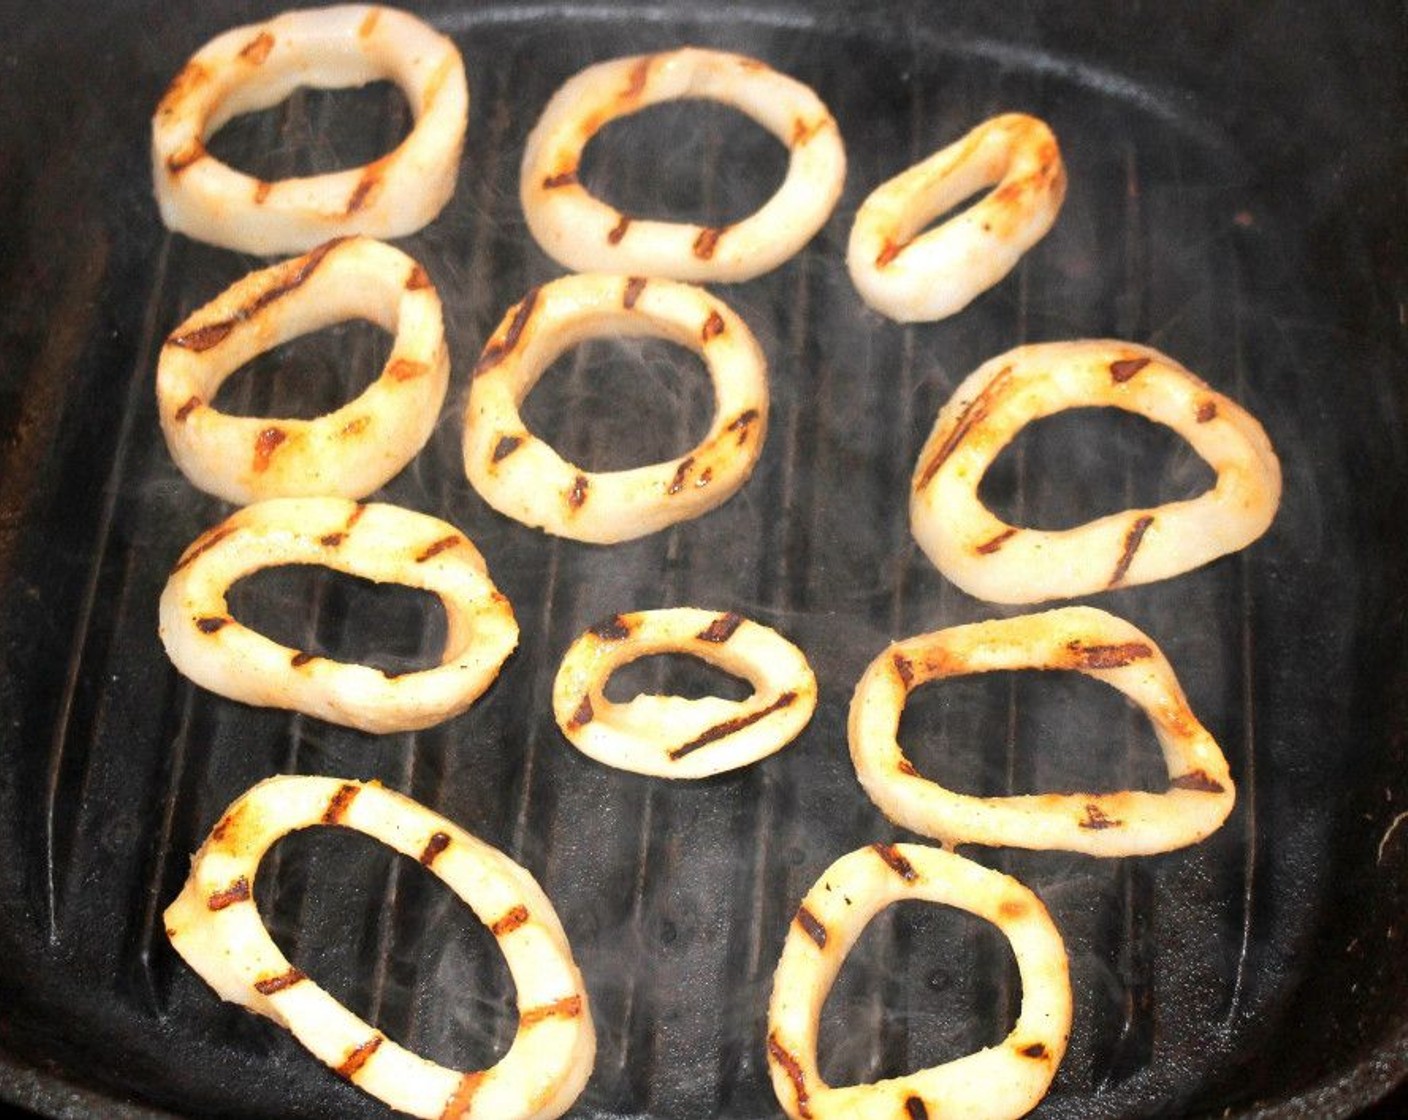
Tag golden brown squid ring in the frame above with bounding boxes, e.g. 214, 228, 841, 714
847, 113, 1066, 322
157, 237, 449, 505
165, 776, 595, 1120
910, 341, 1282, 604
463, 274, 769, 544
551, 607, 817, 778
158, 498, 518, 734
519, 47, 846, 282
152, 4, 468, 253
766, 843, 1071, 1120
848, 606, 1236, 857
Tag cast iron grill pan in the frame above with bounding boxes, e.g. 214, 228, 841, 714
1, 3, 1405, 1118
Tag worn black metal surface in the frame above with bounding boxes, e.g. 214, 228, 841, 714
1, 2, 1405, 1118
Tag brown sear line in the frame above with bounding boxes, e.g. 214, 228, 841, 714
166, 140, 206, 175
290, 651, 316, 667
439, 1071, 485, 1120
476, 287, 540, 375
346, 503, 367, 530
1067, 640, 1153, 670
491, 905, 530, 937
415, 535, 460, 563
791, 116, 824, 146
253, 180, 273, 205
622, 56, 651, 99
1110, 356, 1151, 383
492, 434, 524, 463
697, 612, 744, 644
701, 310, 726, 342
891, 653, 915, 688
1020, 1042, 1048, 1059
420, 831, 452, 867
345, 172, 379, 215
542, 169, 578, 189
254, 967, 306, 996
195, 616, 227, 634
168, 319, 233, 352
406, 264, 432, 290
977, 526, 1019, 555
1196, 399, 1218, 423
728, 408, 760, 444
387, 358, 427, 382
795, 905, 827, 949
174, 395, 203, 422
173, 525, 237, 573
693, 226, 724, 259
568, 695, 594, 730
252, 426, 286, 472
520, 995, 582, 1026
210, 810, 238, 842
1000, 898, 1028, 920
590, 615, 633, 641
567, 473, 589, 510
871, 842, 919, 882
875, 238, 906, 268
322, 783, 361, 824
336, 1036, 382, 1080
767, 1032, 812, 1119
207, 877, 251, 911
1079, 802, 1122, 830
897, 758, 920, 777
1109, 514, 1154, 587
905, 1097, 930, 1120
358, 7, 382, 38
239, 31, 275, 64
667, 456, 695, 495
157, 61, 209, 117
1170, 769, 1226, 794
623, 276, 647, 308
340, 416, 370, 437
668, 691, 797, 760
608, 214, 633, 244
320, 531, 346, 548
420, 54, 454, 114
915, 365, 1014, 490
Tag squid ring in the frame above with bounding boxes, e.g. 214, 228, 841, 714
848, 606, 1236, 857
157, 236, 450, 505
552, 607, 817, 778
158, 498, 518, 734
910, 340, 1282, 604
152, 4, 468, 254
165, 775, 595, 1120
847, 113, 1066, 322
519, 47, 846, 282
766, 842, 1071, 1120
463, 274, 769, 544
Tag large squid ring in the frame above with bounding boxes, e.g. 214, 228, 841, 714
847, 113, 1066, 322
157, 236, 449, 505
910, 340, 1282, 604
552, 607, 817, 778
158, 498, 519, 734
848, 606, 1236, 857
463, 274, 769, 544
766, 842, 1071, 1120
152, 4, 468, 254
165, 776, 595, 1120
519, 47, 846, 282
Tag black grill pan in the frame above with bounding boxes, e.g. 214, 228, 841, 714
1, 2, 1406, 1118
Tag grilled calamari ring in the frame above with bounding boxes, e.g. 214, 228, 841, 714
848, 607, 1235, 857
910, 341, 1282, 604
847, 113, 1066, 322
152, 4, 468, 254
767, 843, 1071, 1120
463, 274, 768, 544
165, 776, 595, 1120
157, 237, 449, 505
520, 47, 846, 282
159, 498, 518, 734
552, 607, 817, 778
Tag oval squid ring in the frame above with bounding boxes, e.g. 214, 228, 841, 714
157, 236, 450, 505
848, 606, 1236, 857
463, 274, 769, 544
152, 4, 469, 254
552, 607, 817, 778
519, 47, 846, 282
158, 498, 519, 734
848, 113, 1066, 322
165, 775, 595, 1120
909, 340, 1282, 604
766, 842, 1071, 1120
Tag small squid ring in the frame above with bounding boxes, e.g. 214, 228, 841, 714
552, 607, 817, 778
463, 274, 769, 544
152, 4, 468, 254
848, 606, 1236, 857
909, 340, 1282, 604
165, 776, 595, 1120
767, 842, 1071, 1120
520, 47, 846, 282
158, 498, 519, 734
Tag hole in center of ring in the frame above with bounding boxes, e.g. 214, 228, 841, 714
228, 564, 447, 677
579, 99, 787, 227
521, 336, 715, 472
605, 652, 753, 703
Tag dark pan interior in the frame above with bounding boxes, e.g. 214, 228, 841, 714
1, 2, 1406, 1118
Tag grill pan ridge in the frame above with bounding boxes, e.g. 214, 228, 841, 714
0, 2, 1405, 1118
